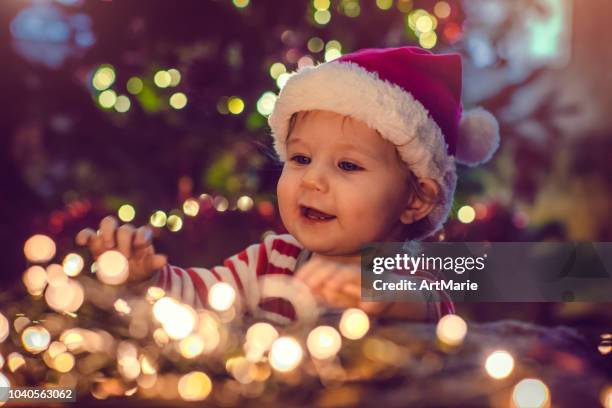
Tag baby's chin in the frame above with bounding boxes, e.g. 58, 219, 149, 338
296, 235, 361, 257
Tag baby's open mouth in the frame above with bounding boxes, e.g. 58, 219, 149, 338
300, 205, 336, 221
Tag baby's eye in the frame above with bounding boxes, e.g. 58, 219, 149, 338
290, 155, 311, 165
338, 161, 363, 172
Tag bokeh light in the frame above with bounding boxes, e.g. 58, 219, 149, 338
118, 204, 136, 222
114, 95, 131, 112
179, 334, 205, 359
24, 234, 56, 263
153, 297, 196, 340
0, 313, 9, 343
313, 0, 330, 11
99, 89, 117, 109
256, 92, 277, 116
150, 210, 167, 227
485, 350, 515, 379
245, 322, 278, 361
21, 325, 51, 354
8, 352, 26, 372
96, 250, 129, 285
45, 279, 84, 312
178, 371, 212, 401
457, 205, 476, 223
208, 282, 236, 312
276, 72, 292, 89
314, 9, 331, 25
183, 198, 200, 217
154, 70, 171, 88
47, 263, 68, 287
419, 31, 438, 49
62, 253, 84, 277
227, 96, 245, 114
53, 352, 75, 373
169, 92, 188, 109
436, 314, 467, 347
237, 195, 254, 211
339, 308, 370, 340
22, 265, 47, 295
307, 37, 324, 53
512, 378, 550, 408
213, 196, 229, 212
269, 337, 303, 372
376, 0, 393, 10
167, 214, 183, 232
126, 77, 143, 94
167, 68, 181, 86
307, 326, 342, 360
269, 62, 286, 79
92, 65, 115, 91
434, 1, 451, 19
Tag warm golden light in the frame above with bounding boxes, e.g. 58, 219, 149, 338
118, 356, 140, 380
182, 199, 200, 217
512, 378, 550, 408
324, 48, 342, 62
98, 90, 117, 109
276, 72, 292, 89
167, 214, 183, 232
485, 350, 515, 379
92, 65, 115, 90
113, 298, 131, 315
96, 250, 129, 285
436, 314, 467, 347
269, 337, 303, 372
169, 92, 188, 109
153, 297, 196, 340
269, 62, 286, 79
178, 371, 212, 401
376, 0, 393, 10
0, 313, 9, 343
22, 265, 47, 295
314, 0, 330, 11
8, 352, 26, 372
45, 279, 84, 313
314, 9, 331, 25
154, 70, 171, 88
415, 15, 434, 32
213, 196, 229, 212
236, 195, 254, 211
62, 253, 84, 277
208, 282, 236, 312
53, 352, 75, 373
601, 386, 612, 408
24, 234, 56, 263
167, 68, 181, 86
244, 322, 278, 361
307, 37, 325, 52
339, 308, 370, 340
179, 334, 205, 359
146, 286, 166, 302
227, 96, 245, 114
150, 210, 167, 227
47, 263, 68, 287
21, 325, 51, 354
117, 204, 135, 222
457, 205, 476, 223
419, 31, 438, 49
307, 326, 342, 360
434, 1, 451, 18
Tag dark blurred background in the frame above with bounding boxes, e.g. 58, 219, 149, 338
1, 0, 611, 328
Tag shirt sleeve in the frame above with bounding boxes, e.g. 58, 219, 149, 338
148, 233, 303, 316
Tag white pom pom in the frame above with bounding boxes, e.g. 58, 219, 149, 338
456, 107, 500, 167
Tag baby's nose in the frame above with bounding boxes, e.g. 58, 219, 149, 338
301, 165, 329, 192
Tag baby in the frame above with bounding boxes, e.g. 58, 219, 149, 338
77, 47, 499, 323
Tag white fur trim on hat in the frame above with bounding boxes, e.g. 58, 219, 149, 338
268, 62, 457, 239
456, 107, 500, 167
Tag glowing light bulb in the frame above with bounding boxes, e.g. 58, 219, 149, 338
169, 92, 188, 109
154, 70, 171, 88
47, 263, 68, 287
92, 65, 115, 90
0, 313, 9, 343
150, 210, 167, 227
512, 378, 550, 408
153, 297, 196, 340
208, 282, 236, 312
24, 234, 56, 263
436, 314, 467, 347
96, 250, 129, 285
45, 279, 84, 313
183, 199, 200, 217
269, 337, 303, 372
307, 326, 342, 360
179, 334, 205, 359
485, 350, 515, 379
339, 308, 370, 340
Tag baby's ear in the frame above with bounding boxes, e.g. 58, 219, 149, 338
399, 178, 440, 224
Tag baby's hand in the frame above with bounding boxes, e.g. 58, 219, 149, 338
295, 258, 388, 316
75, 215, 167, 283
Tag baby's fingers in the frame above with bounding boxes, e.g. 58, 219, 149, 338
116, 224, 135, 258
76, 228, 105, 258
99, 216, 119, 250
133, 226, 153, 249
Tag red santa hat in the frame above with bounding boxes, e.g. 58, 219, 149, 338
269, 46, 500, 239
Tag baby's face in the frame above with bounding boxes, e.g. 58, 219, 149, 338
277, 110, 414, 256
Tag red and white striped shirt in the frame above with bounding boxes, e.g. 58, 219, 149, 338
152, 233, 454, 323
